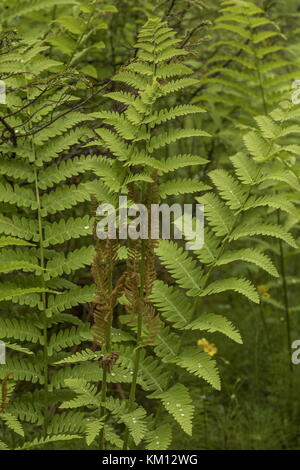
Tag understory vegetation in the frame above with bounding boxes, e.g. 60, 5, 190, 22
1, 0, 300, 450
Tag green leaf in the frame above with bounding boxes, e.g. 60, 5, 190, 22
153, 384, 194, 435
145, 424, 172, 450
185, 313, 242, 344
155, 240, 203, 296
177, 347, 221, 390
200, 278, 260, 304
85, 418, 104, 446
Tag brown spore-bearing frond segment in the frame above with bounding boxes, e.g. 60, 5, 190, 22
99, 351, 120, 372
0, 371, 13, 413
123, 243, 142, 324
142, 302, 161, 346
92, 238, 120, 349
123, 241, 160, 345
144, 239, 158, 299
91, 195, 99, 220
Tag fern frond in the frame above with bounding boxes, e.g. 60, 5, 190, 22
33, 112, 92, 146
0, 236, 35, 248
43, 217, 93, 247
230, 223, 297, 248
48, 325, 92, 355
196, 193, 233, 236
53, 349, 101, 365
209, 169, 248, 209
200, 277, 259, 303
45, 246, 95, 279
149, 280, 193, 328
121, 407, 148, 445
149, 129, 210, 152
85, 418, 104, 446
0, 286, 56, 303
195, 229, 220, 265
16, 434, 81, 450
158, 78, 199, 96
0, 260, 44, 274
0, 183, 36, 209
159, 179, 210, 198
0, 318, 43, 344
154, 327, 180, 362
216, 248, 279, 277
145, 105, 206, 126
0, 216, 38, 241
138, 354, 169, 392
153, 384, 194, 435
155, 240, 203, 296
46, 286, 95, 315
185, 313, 242, 344
145, 424, 172, 450
0, 358, 43, 384
177, 347, 221, 390
48, 411, 86, 436
1, 412, 24, 437
39, 155, 99, 189
41, 184, 90, 215
161, 154, 208, 173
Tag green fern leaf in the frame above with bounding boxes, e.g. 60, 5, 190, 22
159, 179, 210, 198
185, 313, 242, 344
149, 129, 210, 152
85, 418, 104, 446
177, 347, 221, 390
145, 424, 172, 450
153, 384, 194, 435
43, 217, 93, 247
209, 169, 248, 209
230, 223, 297, 248
1, 413, 24, 437
200, 277, 260, 303
155, 240, 203, 296
16, 434, 81, 450
0, 236, 35, 248
149, 280, 193, 328
216, 248, 279, 277
196, 193, 233, 236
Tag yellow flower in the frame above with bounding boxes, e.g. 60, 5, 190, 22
197, 337, 218, 356
257, 284, 270, 299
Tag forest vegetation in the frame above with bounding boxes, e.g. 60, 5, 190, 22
1, 0, 300, 450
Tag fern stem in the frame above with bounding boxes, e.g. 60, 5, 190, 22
99, 256, 113, 450
33, 166, 49, 437
277, 211, 293, 373
123, 239, 146, 450
24, 68, 50, 437
99, 367, 108, 449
